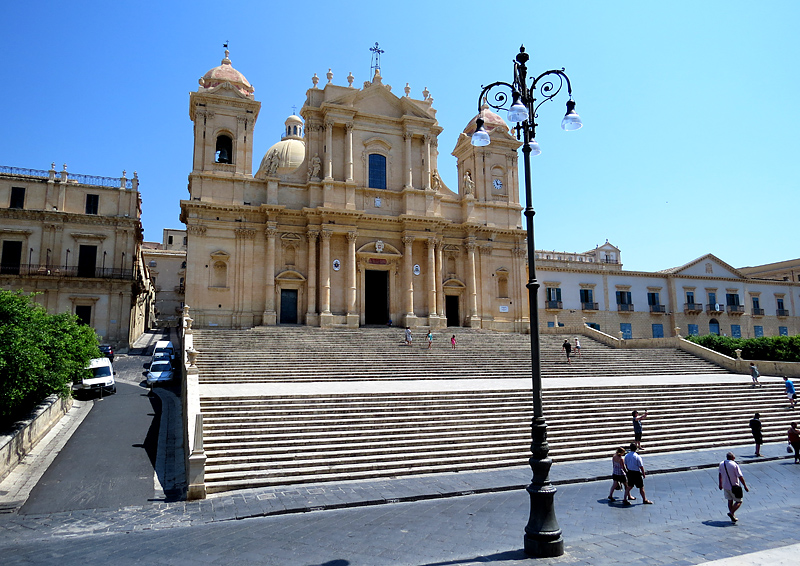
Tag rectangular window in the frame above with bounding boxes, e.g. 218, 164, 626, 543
10, 187, 25, 209
168, 235, 174, 245
85, 194, 99, 215
545, 288, 562, 302
708, 292, 716, 305
752, 297, 760, 309
726, 293, 740, 306
687, 324, 699, 336
579, 289, 593, 303
620, 323, 632, 339
547, 321, 555, 328
754, 326, 763, 338
616, 291, 632, 305
75, 305, 92, 325
777, 298, 785, 310
779, 326, 788, 336
647, 292, 659, 306
1, 240, 23, 274
686, 291, 694, 304
183, 237, 188, 245
731, 325, 741, 338
652, 324, 664, 338
368, 154, 387, 189
77, 245, 97, 277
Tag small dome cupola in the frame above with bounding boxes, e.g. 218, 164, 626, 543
463, 103, 509, 136
284, 115, 303, 140
256, 113, 306, 178
198, 49, 255, 99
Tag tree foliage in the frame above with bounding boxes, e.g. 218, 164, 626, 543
685, 333, 800, 362
0, 290, 100, 429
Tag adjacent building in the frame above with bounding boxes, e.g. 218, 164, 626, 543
142, 229, 187, 327
0, 163, 153, 350
534, 243, 799, 339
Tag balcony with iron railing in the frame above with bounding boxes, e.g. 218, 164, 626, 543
175, 284, 185, 294
684, 302, 703, 313
706, 304, 725, 314
727, 305, 745, 315
0, 164, 137, 189
545, 300, 563, 310
649, 304, 666, 313
581, 302, 599, 311
777, 309, 790, 317
751, 308, 765, 316
617, 303, 635, 312
0, 264, 134, 280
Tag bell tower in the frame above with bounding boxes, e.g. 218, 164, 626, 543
188, 49, 261, 202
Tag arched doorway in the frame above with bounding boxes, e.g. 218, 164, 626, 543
709, 318, 720, 335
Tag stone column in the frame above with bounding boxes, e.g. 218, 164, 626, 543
320, 229, 332, 315
346, 231, 358, 327
479, 244, 492, 325
404, 132, 413, 188
426, 237, 437, 320
262, 223, 277, 325
324, 120, 334, 180
345, 123, 354, 182
402, 234, 416, 326
306, 229, 319, 324
466, 237, 480, 327
436, 240, 445, 320
422, 135, 432, 189
234, 228, 256, 328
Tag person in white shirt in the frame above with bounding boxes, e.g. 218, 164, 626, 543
719, 452, 749, 523
623, 443, 653, 505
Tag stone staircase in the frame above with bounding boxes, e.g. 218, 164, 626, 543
193, 327, 731, 383
190, 327, 787, 494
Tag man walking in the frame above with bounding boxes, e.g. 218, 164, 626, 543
632, 409, 648, 450
749, 413, 763, 457
623, 443, 653, 505
719, 452, 749, 523
784, 377, 797, 409
562, 339, 572, 364
749, 363, 761, 387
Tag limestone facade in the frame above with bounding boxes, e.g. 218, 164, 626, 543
0, 163, 152, 350
534, 245, 799, 339
142, 229, 187, 327
180, 51, 528, 331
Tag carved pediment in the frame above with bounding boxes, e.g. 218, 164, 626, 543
209, 250, 230, 261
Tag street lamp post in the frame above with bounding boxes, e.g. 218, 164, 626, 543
472, 45, 582, 558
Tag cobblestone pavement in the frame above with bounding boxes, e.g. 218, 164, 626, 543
1, 455, 798, 565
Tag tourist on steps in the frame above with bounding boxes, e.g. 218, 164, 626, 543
632, 409, 648, 450
749, 363, 761, 387
719, 452, 748, 523
623, 443, 653, 505
574, 338, 581, 358
788, 422, 800, 464
607, 447, 629, 501
749, 413, 763, 457
784, 377, 796, 409
561, 339, 572, 364
404, 327, 412, 346
451, 335, 457, 350
427, 331, 433, 349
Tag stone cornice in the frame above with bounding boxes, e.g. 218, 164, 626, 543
0, 208, 141, 227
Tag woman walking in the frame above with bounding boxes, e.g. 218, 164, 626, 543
788, 422, 800, 464
607, 447, 628, 501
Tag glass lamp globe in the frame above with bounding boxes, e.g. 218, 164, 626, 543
471, 118, 491, 146
561, 100, 583, 131
528, 139, 541, 156
507, 95, 529, 123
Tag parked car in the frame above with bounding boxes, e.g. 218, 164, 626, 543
75, 357, 116, 396
153, 340, 175, 362
98, 344, 114, 362
151, 350, 171, 367
146, 360, 174, 386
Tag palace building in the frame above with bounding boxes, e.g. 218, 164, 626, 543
180, 50, 529, 331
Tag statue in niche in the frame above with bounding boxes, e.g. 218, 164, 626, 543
431, 170, 442, 191
308, 153, 321, 180
462, 170, 475, 196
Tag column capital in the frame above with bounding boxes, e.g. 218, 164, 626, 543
265, 225, 278, 238
426, 236, 437, 249
307, 228, 320, 241
235, 228, 256, 240
346, 231, 358, 243
479, 243, 493, 256
402, 235, 415, 246
320, 228, 333, 241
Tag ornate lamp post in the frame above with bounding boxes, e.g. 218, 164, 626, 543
472, 45, 582, 558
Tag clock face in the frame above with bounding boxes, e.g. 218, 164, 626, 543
493, 179, 503, 190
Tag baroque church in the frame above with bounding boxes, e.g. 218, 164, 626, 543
180, 50, 529, 331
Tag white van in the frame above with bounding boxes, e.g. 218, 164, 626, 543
153, 340, 175, 364
75, 357, 116, 395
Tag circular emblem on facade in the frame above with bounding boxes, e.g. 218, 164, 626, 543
333, 259, 341, 271
413, 264, 421, 276
375, 240, 384, 253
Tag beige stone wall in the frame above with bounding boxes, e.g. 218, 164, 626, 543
0, 166, 150, 350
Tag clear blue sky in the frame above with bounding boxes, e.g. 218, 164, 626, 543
2, 1, 797, 272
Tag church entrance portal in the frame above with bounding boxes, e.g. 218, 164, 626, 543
446, 295, 460, 327
364, 270, 389, 325
280, 289, 298, 324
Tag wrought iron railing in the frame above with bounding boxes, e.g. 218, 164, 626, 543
617, 303, 635, 312
777, 309, 790, 317
581, 302, 598, 310
545, 300, 563, 310
649, 304, 666, 313
684, 303, 703, 312
0, 264, 134, 280
727, 305, 745, 314
751, 308, 765, 316
0, 165, 134, 189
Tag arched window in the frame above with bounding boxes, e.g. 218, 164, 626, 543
215, 134, 233, 164
181, 261, 186, 269
368, 154, 387, 189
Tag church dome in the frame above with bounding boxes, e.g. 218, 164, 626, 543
198, 49, 254, 99
463, 104, 509, 135
256, 115, 306, 178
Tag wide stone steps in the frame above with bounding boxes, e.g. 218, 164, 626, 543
199, 383, 785, 493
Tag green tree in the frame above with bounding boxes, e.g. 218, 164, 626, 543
0, 290, 100, 428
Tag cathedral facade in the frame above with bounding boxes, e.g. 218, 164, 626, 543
180, 51, 529, 331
